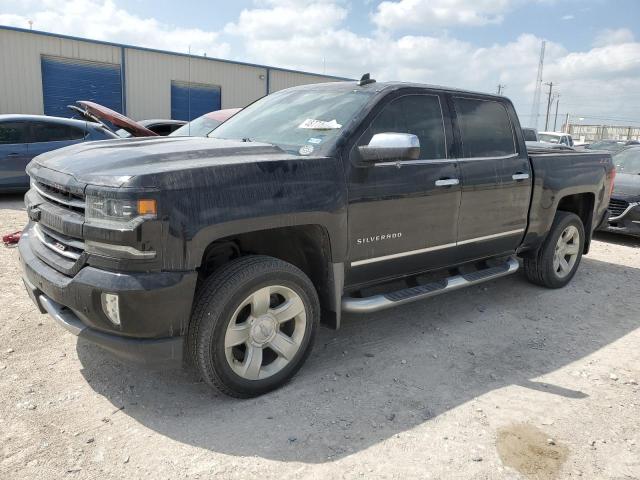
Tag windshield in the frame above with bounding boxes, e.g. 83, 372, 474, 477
538, 133, 561, 144
613, 148, 640, 174
170, 115, 222, 137
209, 87, 375, 155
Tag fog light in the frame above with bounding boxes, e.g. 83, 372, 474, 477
101, 293, 121, 326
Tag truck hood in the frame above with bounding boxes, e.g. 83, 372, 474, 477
30, 136, 299, 187
612, 173, 640, 202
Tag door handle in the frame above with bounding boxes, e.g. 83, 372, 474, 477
512, 173, 530, 181
435, 178, 460, 187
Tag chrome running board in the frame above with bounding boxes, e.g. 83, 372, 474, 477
341, 256, 519, 313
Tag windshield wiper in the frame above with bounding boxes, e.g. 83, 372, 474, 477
241, 137, 253, 142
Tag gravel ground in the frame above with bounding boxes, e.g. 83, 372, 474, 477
1, 192, 639, 480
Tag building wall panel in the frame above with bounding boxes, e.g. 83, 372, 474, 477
268, 70, 341, 93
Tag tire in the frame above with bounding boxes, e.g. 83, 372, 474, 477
523, 211, 585, 288
188, 255, 319, 398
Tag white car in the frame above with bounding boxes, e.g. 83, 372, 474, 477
538, 131, 574, 147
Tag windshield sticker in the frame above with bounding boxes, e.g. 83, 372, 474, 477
299, 145, 314, 155
307, 137, 323, 144
298, 118, 342, 130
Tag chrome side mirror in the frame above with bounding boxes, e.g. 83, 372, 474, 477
358, 133, 420, 163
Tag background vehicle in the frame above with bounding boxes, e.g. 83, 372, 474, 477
116, 119, 186, 138
526, 141, 574, 151
170, 108, 241, 137
604, 146, 640, 236
0, 114, 116, 192
522, 127, 539, 141
585, 139, 640, 153
539, 131, 574, 147
20, 79, 614, 398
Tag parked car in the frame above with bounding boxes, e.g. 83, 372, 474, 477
585, 139, 640, 153
522, 127, 539, 142
538, 131, 575, 147
117, 119, 186, 138
20, 78, 614, 397
0, 114, 116, 192
526, 141, 574, 151
603, 146, 640, 236
69, 101, 160, 137
169, 108, 241, 137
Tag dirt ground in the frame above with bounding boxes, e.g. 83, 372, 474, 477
1, 192, 639, 480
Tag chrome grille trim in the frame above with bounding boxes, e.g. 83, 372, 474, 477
33, 223, 83, 260
32, 182, 85, 210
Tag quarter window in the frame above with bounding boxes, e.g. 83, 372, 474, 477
0, 122, 28, 144
453, 97, 516, 158
360, 94, 447, 160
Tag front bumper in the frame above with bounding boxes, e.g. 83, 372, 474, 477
19, 224, 198, 363
606, 202, 640, 237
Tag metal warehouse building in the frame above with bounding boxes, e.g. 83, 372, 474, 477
0, 26, 347, 121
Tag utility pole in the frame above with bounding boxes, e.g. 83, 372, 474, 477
564, 113, 570, 133
544, 81, 555, 131
553, 95, 560, 131
497, 84, 506, 95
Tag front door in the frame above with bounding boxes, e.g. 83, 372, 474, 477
346, 91, 462, 287
0, 121, 30, 189
450, 95, 531, 261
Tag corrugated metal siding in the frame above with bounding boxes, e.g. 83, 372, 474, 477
41, 56, 122, 117
268, 70, 342, 93
0, 29, 120, 115
125, 49, 267, 120
170, 81, 221, 121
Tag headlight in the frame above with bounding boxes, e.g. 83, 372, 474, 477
85, 195, 157, 226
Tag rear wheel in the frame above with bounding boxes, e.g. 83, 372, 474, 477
189, 255, 319, 398
523, 211, 585, 288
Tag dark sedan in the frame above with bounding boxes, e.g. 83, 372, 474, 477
0, 114, 117, 192
605, 146, 640, 236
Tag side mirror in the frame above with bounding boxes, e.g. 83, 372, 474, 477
358, 133, 420, 163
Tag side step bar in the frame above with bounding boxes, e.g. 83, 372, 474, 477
342, 256, 519, 313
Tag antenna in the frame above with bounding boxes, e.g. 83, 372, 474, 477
529, 40, 546, 129
358, 73, 376, 86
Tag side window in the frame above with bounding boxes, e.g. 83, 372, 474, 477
453, 97, 516, 158
0, 122, 28, 144
358, 94, 447, 160
30, 122, 86, 143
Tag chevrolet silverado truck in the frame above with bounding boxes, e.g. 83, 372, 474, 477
19, 77, 614, 397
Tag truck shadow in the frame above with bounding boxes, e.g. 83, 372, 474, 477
77, 256, 640, 464
593, 231, 640, 248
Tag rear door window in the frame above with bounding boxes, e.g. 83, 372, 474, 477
30, 122, 86, 143
0, 122, 28, 144
453, 97, 516, 158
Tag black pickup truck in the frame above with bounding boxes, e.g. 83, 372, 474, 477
19, 77, 614, 397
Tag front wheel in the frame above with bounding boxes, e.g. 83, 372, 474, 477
523, 211, 585, 288
189, 255, 319, 398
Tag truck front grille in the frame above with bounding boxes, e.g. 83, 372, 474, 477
32, 180, 85, 213
609, 198, 629, 219
33, 223, 85, 261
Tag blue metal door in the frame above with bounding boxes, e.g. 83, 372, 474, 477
171, 81, 221, 121
41, 56, 123, 117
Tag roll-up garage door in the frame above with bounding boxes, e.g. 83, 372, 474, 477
171, 81, 221, 121
41, 56, 123, 118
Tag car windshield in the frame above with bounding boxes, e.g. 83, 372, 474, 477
538, 133, 561, 144
613, 148, 640, 174
209, 87, 375, 155
170, 115, 222, 137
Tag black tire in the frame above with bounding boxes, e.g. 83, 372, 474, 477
188, 255, 319, 398
523, 211, 585, 288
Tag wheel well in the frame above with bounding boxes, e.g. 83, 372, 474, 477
198, 225, 333, 310
556, 192, 595, 253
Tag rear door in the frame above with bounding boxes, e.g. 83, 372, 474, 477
346, 90, 461, 286
450, 95, 531, 260
0, 121, 30, 189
